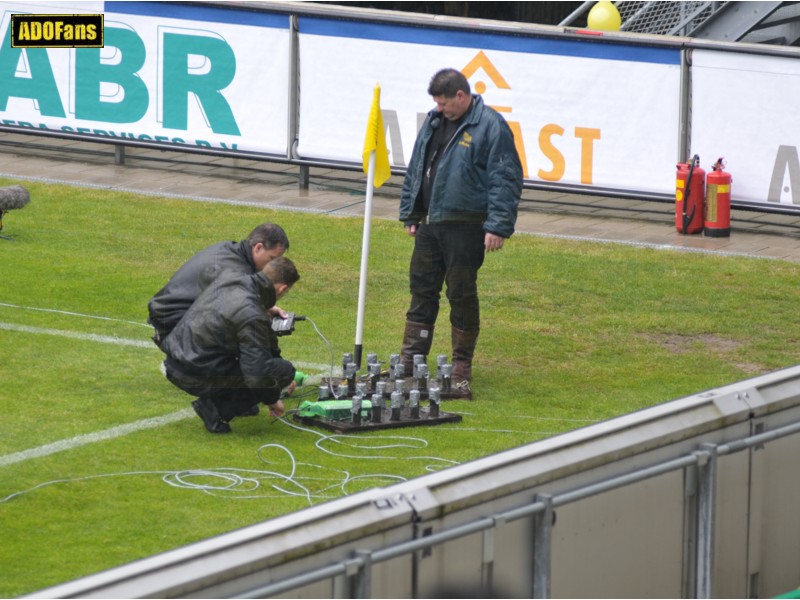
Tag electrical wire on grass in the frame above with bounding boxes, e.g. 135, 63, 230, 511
276, 415, 459, 473
303, 315, 354, 401
0, 414, 458, 507
0, 464, 401, 507
0, 407, 600, 506
0, 471, 169, 505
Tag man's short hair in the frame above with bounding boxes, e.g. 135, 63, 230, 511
427, 68, 471, 98
263, 256, 300, 287
247, 223, 290, 252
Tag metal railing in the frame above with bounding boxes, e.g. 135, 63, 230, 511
238, 419, 800, 599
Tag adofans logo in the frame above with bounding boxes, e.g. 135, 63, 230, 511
11, 14, 104, 48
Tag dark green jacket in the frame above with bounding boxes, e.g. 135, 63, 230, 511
399, 95, 522, 239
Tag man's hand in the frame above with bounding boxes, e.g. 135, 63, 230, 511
269, 399, 285, 418
485, 232, 505, 252
268, 305, 288, 319
284, 380, 297, 396
405, 224, 417, 237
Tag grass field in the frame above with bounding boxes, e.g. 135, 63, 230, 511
2, 177, 800, 596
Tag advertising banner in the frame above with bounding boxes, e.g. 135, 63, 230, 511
17, 2, 800, 209
0, 1, 291, 155
296, 17, 682, 196
691, 49, 800, 208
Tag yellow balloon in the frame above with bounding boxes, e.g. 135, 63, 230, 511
587, 1, 621, 32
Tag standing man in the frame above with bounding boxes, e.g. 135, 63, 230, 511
162, 257, 300, 434
398, 68, 523, 399
148, 222, 290, 350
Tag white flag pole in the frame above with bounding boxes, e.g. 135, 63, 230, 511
354, 150, 376, 368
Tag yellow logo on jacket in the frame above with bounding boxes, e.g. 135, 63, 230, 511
459, 131, 473, 148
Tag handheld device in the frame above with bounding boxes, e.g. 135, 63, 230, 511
271, 312, 305, 336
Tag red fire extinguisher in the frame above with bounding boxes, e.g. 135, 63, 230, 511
704, 158, 731, 237
675, 155, 705, 234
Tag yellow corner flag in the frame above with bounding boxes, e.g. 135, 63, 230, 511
362, 84, 391, 188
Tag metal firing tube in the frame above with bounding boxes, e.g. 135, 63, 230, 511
417, 364, 429, 392
346, 362, 357, 394
371, 393, 382, 423
429, 386, 440, 418
351, 395, 362, 425
409, 389, 420, 419
437, 355, 448, 377
342, 352, 353, 376
393, 362, 405, 380
412, 354, 425, 378
390, 390, 403, 421
441, 363, 453, 393
368, 362, 381, 393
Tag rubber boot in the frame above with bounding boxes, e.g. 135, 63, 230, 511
451, 327, 479, 400
400, 321, 435, 378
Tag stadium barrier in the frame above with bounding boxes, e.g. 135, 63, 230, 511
28, 364, 800, 598
1, 1, 800, 211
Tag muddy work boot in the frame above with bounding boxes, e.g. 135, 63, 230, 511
451, 327, 479, 400
400, 321, 434, 377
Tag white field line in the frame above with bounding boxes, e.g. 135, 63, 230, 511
0, 320, 332, 468
0, 321, 332, 371
0, 410, 195, 468
0, 322, 154, 347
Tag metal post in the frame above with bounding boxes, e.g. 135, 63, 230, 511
532, 493, 554, 598
681, 462, 699, 598
299, 164, 310, 190
114, 144, 125, 165
481, 517, 502, 596
558, 1, 595, 26
332, 571, 347, 599
678, 48, 693, 162
351, 549, 372, 599
288, 14, 299, 161
695, 443, 718, 598
287, 14, 311, 192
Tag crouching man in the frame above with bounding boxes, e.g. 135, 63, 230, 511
162, 256, 300, 433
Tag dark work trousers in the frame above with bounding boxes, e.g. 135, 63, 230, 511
164, 357, 293, 421
407, 222, 485, 331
